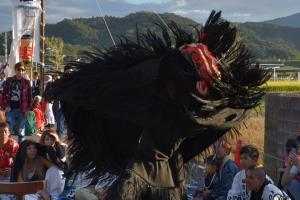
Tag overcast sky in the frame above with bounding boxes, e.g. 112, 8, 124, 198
0, 0, 300, 32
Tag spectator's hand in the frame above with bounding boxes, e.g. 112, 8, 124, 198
295, 156, 300, 169
4, 106, 11, 113
37, 190, 50, 200
24, 111, 29, 118
98, 189, 108, 200
203, 189, 212, 196
0, 168, 11, 178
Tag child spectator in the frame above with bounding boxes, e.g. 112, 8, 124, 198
227, 145, 273, 200
40, 129, 66, 160
0, 122, 19, 180
281, 139, 300, 200
11, 140, 65, 200
193, 155, 222, 200
33, 96, 45, 132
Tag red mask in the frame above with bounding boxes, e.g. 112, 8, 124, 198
179, 43, 221, 96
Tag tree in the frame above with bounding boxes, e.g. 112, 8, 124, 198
45, 36, 65, 71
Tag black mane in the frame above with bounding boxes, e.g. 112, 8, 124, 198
44, 10, 270, 181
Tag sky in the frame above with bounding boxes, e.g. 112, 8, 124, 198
0, 0, 300, 33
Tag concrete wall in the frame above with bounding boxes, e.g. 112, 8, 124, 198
264, 93, 300, 181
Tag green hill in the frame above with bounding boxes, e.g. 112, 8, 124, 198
1, 12, 300, 60
45, 12, 198, 47
237, 22, 300, 59
265, 13, 300, 28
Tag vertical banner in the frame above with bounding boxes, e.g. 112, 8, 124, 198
8, 0, 41, 77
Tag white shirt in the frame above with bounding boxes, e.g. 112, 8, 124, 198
45, 165, 65, 200
227, 170, 274, 200
261, 184, 290, 200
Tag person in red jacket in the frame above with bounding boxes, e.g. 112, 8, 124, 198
0, 122, 19, 181
33, 95, 45, 132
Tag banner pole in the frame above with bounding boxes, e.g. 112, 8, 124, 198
40, 0, 45, 96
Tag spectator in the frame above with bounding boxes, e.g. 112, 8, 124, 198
0, 122, 19, 181
281, 139, 300, 200
39, 129, 66, 160
43, 75, 55, 128
25, 110, 37, 136
227, 145, 273, 200
246, 164, 288, 200
32, 71, 41, 98
11, 140, 65, 200
64, 65, 75, 74
33, 95, 45, 132
53, 99, 64, 137
193, 155, 222, 200
213, 139, 239, 200
2, 62, 32, 143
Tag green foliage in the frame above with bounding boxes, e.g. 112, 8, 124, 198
45, 12, 199, 48
45, 37, 65, 71
237, 23, 300, 59
1, 12, 300, 61
262, 81, 300, 92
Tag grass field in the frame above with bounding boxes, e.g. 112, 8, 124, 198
230, 81, 300, 162
264, 81, 300, 92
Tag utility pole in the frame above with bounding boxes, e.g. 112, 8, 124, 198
4, 32, 8, 64
40, 0, 45, 95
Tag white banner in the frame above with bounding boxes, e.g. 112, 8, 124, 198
7, 0, 41, 77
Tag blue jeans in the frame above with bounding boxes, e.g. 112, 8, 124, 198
6, 110, 26, 143
55, 110, 64, 137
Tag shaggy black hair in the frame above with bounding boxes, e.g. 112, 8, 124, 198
44, 10, 270, 185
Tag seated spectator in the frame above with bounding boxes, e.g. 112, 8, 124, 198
40, 129, 66, 160
193, 155, 221, 200
11, 140, 65, 200
213, 139, 239, 200
281, 139, 300, 200
246, 164, 288, 200
227, 145, 273, 200
33, 96, 45, 132
25, 110, 37, 136
0, 122, 19, 181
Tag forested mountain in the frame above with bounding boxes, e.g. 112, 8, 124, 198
266, 13, 300, 28
1, 12, 300, 60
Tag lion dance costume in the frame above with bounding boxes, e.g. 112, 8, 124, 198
45, 11, 270, 200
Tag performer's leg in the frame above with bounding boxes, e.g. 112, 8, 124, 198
106, 170, 183, 200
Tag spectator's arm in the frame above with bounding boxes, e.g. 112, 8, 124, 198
227, 172, 241, 199
281, 164, 293, 188
40, 157, 54, 168
27, 80, 33, 110
2, 79, 8, 110
17, 172, 24, 182
37, 190, 51, 200
212, 165, 237, 199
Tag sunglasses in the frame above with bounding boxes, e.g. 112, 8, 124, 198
17, 68, 26, 72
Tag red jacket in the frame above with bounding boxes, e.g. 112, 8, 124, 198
33, 107, 45, 131
2, 76, 32, 112
0, 138, 19, 169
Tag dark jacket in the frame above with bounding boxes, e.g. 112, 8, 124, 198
3, 76, 32, 112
